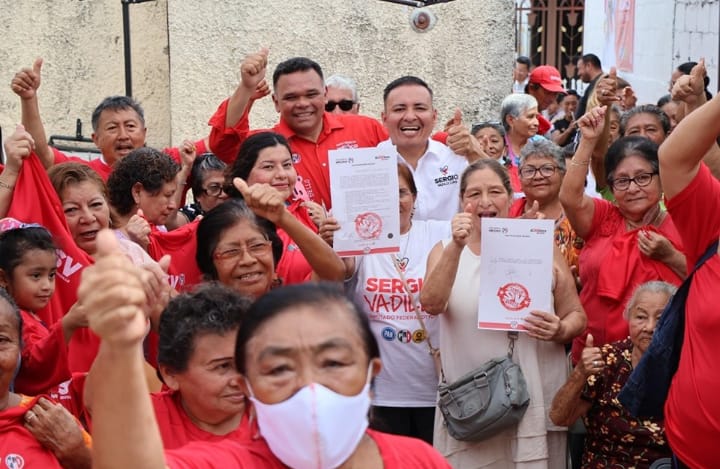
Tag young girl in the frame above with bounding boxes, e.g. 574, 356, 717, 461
0, 220, 85, 395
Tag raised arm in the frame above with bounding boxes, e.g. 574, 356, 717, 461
660, 74, 720, 198
233, 178, 346, 281
10, 58, 55, 169
226, 49, 269, 128
0, 125, 35, 217
549, 334, 600, 426
164, 140, 196, 230
559, 106, 606, 239
81, 230, 165, 469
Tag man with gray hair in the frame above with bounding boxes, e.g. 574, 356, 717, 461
325, 74, 360, 114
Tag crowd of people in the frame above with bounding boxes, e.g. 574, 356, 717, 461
0, 47, 718, 469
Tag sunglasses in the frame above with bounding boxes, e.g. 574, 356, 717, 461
325, 99, 355, 112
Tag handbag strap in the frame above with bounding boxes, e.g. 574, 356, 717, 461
389, 255, 443, 376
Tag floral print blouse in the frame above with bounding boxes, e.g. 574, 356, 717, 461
581, 338, 671, 468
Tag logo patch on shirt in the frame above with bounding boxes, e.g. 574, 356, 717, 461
5, 454, 24, 469
381, 327, 396, 341
434, 166, 459, 187
397, 329, 412, 343
336, 140, 359, 149
291, 153, 301, 164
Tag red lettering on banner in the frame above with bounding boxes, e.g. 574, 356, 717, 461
365, 277, 424, 294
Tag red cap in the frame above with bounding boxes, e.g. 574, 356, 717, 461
529, 65, 566, 93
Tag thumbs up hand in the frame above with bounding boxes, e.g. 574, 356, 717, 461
450, 203, 475, 247
78, 230, 150, 348
11, 57, 43, 100
446, 108, 488, 160
579, 333, 604, 376
596, 67, 620, 105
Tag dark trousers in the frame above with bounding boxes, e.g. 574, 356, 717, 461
370, 406, 435, 445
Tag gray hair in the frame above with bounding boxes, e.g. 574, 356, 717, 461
519, 138, 566, 172
620, 104, 671, 136
623, 281, 677, 320
500, 94, 538, 132
325, 74, 358, 102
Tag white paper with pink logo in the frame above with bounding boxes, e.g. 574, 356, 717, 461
477, 217, 554, 331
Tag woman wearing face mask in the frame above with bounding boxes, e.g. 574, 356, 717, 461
80, 232, 451, 469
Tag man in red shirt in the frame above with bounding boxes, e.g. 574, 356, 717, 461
209, 49, 388, 209
11, 58, 206, 181
526, 65, 566, 136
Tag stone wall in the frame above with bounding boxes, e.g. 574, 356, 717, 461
1, 0, 514, 152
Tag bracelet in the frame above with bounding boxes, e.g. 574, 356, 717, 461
0, 180, 15, 190
570, 159, 590, 166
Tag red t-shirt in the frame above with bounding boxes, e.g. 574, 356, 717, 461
571, 198, 683, 363
538, 114, 552, 135
152, 390, 251, 450
208, 100, 388, 209
51, 140, 207, 181
664, 163, 720, 468
14, 310, 71, 396
275, 199, 316, 285
165, 428, 450, 468
0, 395, 66, 468
147, 221, 202, 292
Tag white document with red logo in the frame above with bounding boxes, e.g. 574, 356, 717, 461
477, 217, 554, 331
329, 148, 400, 256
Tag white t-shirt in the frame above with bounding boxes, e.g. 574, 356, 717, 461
346, 219, 450, 407
377, 139, 468, 222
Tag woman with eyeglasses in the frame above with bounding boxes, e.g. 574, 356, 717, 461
510, 139, 583, 275
175, 153, 229, 225
559, 107, 686, 364
222, 132, 345, 286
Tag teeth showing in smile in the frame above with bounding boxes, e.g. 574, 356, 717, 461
238, 272, 262, 281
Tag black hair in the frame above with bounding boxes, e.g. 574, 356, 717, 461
620, 104, 671, 136
190, 153, 227, 198
383, 76, 433, 103
195, 199, 283, 280
581, 53, 602, 70
657, 94, 673, 108
515, 56, 531, 68
91, 96, 145, 131
234, 283, 380, 374
224, 132, 292, 199
0, 287, 23, 348
272, 57, 324, 87
0, 227, 57, 278
107, 147, 180, 216
157, 282, 252, 373
605, 136, 659, 182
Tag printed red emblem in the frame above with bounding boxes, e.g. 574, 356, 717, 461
497, 283, 531, 311
355, 212, 382, 240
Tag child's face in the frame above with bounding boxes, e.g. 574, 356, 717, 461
4, 249, 57, 312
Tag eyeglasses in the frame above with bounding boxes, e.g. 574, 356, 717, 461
213, 240, 272, 261
609, 172, 658, 191
325, 100, 355, 112
202, 183, 224, 197
519, 164, 559, 179
399, 188, 414, 198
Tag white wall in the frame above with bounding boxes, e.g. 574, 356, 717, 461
583, 0, 718, 106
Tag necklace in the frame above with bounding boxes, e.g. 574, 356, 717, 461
394, 223, 412, 271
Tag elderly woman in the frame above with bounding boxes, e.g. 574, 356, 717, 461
420, 159, 586, 468
550, 281, 675, 468
80, 234, 451, 469
510, 139, 582, 274
0, 288, 91, 469
175, 153, 229, 224
151, 283, 251, 449
657, 88, 720, 469
559, 107, 686, 364
501, 94, 540, 194
620, 104, 671, 146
